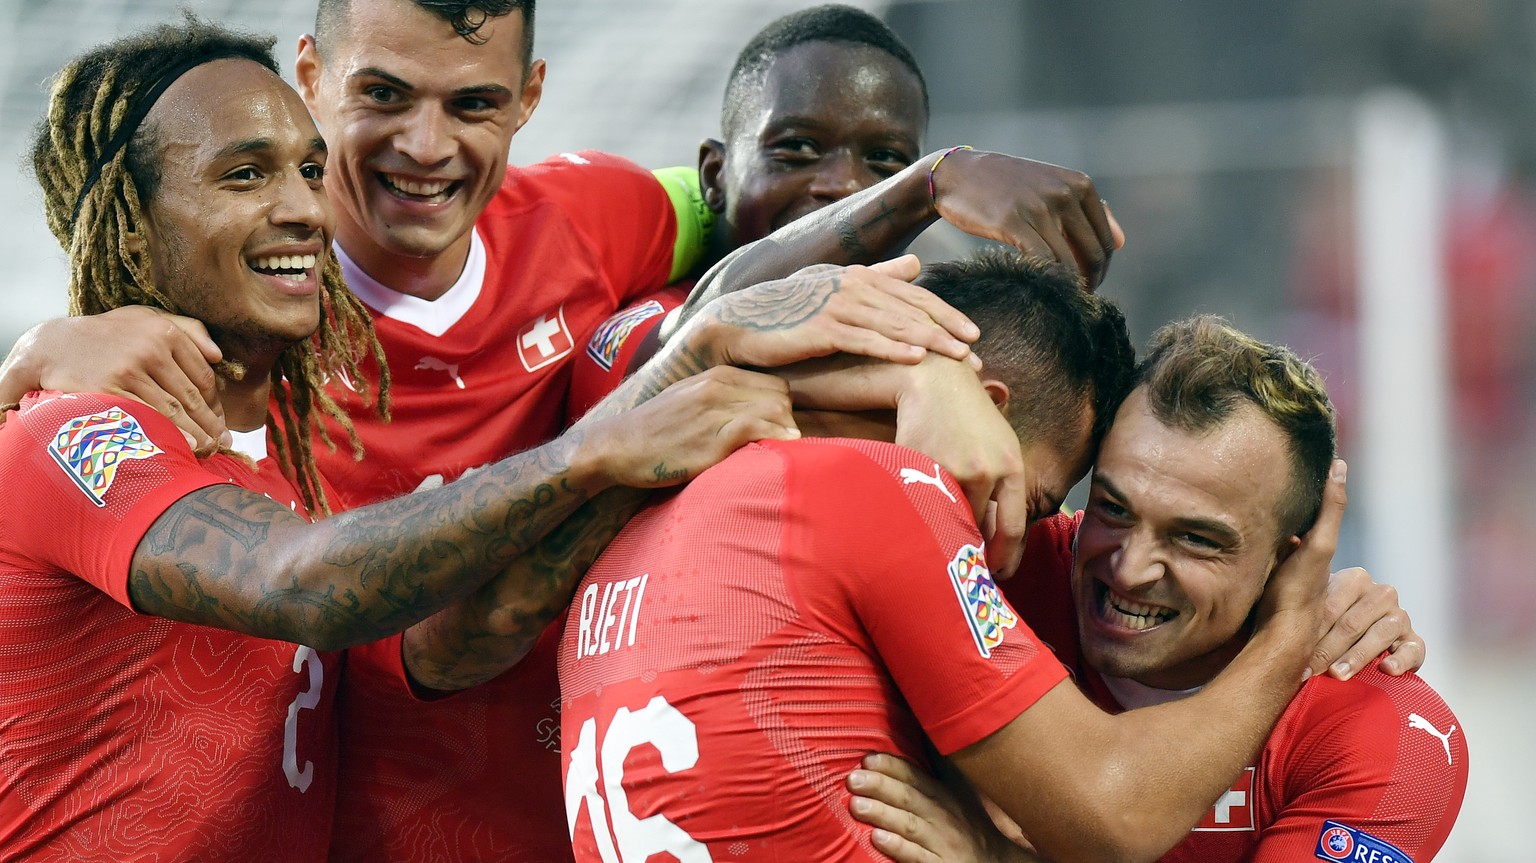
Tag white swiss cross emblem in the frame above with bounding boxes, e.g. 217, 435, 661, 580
517, 305, 574, 372
1192, 766, 1256, 832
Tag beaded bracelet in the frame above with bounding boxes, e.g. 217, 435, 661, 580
927, 145, 973, 205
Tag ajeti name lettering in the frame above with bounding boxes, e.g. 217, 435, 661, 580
576, 574, 649, 660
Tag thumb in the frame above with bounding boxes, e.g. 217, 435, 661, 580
868, 253, 922, 281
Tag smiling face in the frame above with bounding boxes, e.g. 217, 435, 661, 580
1072, 387, 1295, 690
706, 40, 927, 247
295, 0, 544, 295
138, 58, 332, 369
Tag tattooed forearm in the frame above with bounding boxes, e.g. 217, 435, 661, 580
710, 266, 839, 330
128, 429, 611, 651
837, 207, 869, 258
403, 486, 652, 691
579, 336, 713, 422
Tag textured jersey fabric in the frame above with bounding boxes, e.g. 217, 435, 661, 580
0, 392, 338, 862
560, 438, 1067, 862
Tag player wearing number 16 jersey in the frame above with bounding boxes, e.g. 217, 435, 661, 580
560, 253, 1349, 863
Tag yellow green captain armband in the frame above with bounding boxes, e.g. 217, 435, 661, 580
651, 166, 716, 282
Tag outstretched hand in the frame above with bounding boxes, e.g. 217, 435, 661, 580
0, 306, 226, 454
689, 255, 980, 371
929, 149, 1123, 289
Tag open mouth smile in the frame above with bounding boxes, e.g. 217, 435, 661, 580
379, 172, 460, 205
1094, 580, 1178, 632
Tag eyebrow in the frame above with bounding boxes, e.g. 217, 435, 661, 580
1094, 473, 1242, 548
212, 135, 327, 161
353, 66, 515, 100
766, 116, 917, 141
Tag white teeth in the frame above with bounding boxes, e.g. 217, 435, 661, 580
251, 254, 318, 273
1101, 589, 1175, 631
383, 173, 453, 199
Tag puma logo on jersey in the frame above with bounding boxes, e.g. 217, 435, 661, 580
1408, 713, 1456, 764
414, 356, 465, 389
899, 463, 957, 502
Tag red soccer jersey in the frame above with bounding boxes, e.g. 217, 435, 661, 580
316, 151, 681, 509
0, 393, 340, 862
327, 151, 684, 863
567, 285, 689, 421
1006, 513, 1469, 863
559, 438, 1069, 862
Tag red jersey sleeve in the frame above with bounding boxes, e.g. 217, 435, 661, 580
777, 439, 1070, 755
1248, 666, 1468, 861
0, 392, 225, 608
522, 151, 680, 308
566, 285, 690, 421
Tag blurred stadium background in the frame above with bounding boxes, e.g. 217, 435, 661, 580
1, 1, 1530, 858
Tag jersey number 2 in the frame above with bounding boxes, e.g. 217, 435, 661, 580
566, 695, 711, 863
283, 646, 323, 793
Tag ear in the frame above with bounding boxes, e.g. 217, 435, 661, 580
294, 35, 322, 111
698, 138, 727, 214
123, 231, 144, 258
513, 58, 547, 133
981, 378, 1011, 415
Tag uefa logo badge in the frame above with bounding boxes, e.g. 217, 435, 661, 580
1319, 825, 1354, 860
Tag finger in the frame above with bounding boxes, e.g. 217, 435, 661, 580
866, 254, 922, 282
1006, 224, 1070, 279
1031, 219, 1085, 287
116, 372, 216, 456
158, 334, 227, 449
1296, 460, 1347, 562
825, 303, 973, 363
1378, 636, 1426, 676
164, 313, 223, 365
866, 828, 940, 863
1105, 203, 1126, 250
848, 768, 951, 827
1325, 612, 1410, 680
855, 263, 980, 343
1066, 197, 1114, 289
985, 475, 1029, 579
816, 326, 930, 366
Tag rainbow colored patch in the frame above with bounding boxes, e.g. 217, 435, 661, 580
585, 300, 665, 371
947, 543, 1018, 657
49, 408, 162, 507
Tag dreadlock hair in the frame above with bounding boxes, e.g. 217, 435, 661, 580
917, 249, 1136, 458
316, 0, 535, 62
1135, 316, 1337, 540
29, 15, 389, 516
723, 4, 928, 140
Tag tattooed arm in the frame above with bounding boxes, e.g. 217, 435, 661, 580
129, 368, 799, 652
665, 148, 1122, 344
402, 260, 975, 690
404, 486, 650, 690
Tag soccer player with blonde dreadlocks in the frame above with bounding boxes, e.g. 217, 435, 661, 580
0, 17, 883, 860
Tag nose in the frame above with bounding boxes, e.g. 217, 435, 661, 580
807, 151, 870, 202
270, 171, 331, 234
1108, 530, 1164, 592
394, 104, 455, 167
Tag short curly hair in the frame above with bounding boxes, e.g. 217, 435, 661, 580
1135, 316, 1337, 538
917, 249, 1136, 458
